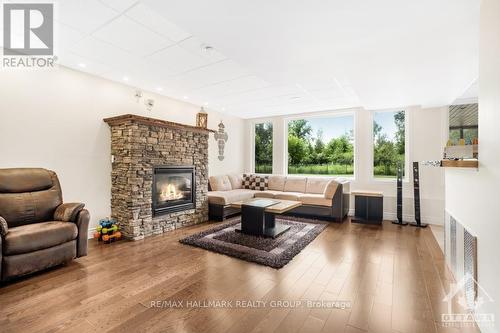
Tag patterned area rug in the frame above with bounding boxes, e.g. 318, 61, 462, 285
179, 216, 328, 269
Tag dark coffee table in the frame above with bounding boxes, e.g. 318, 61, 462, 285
230, 199, 302, 238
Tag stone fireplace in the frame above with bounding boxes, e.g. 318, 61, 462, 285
104, 114, 213, 240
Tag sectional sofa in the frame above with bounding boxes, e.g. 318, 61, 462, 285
208, 174, 350, 222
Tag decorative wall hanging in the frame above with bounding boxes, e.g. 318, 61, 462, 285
214, 121, 228, 161
196, 107, 208, 128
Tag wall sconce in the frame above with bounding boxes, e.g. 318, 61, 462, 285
133, 90, 154, 111
134, 90, 143, 102
145, 99, 155, 111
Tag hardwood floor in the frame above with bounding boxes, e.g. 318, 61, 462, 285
0, 218, 479, 333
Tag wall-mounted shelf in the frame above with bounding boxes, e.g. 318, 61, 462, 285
441, 159, 478, 168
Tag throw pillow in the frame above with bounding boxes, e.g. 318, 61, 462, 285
209, 175, 232, 191
242, 174, 255, 189
253, 175, 269, 191
227, 174, 242, 189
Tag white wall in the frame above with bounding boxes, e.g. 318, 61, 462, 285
0, 66, 245, 231
245, 106, 447, 225
445, 0, 500, 331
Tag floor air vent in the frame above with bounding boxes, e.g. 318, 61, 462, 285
445, 212, 478, 309
464, 229, 478, 310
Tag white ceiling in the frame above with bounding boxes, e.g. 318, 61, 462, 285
1, 0, 479, 118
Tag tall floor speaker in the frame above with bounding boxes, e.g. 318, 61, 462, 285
392, 162, 408, 225
410, 161, 428, 228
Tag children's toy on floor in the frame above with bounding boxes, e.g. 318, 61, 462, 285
94, 218, 122, 244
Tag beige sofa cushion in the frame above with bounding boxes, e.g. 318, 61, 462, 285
209, 175, 232, 191
208, 189, 255, 205
227, 174, 242, 189
275, 192, 302, 201
268, 175, 286, 191
324, 179, 339, 199
283, 177, 306, 193
305, 178, 330, 194
299, 194, 332, 207
254, 190, 283, 199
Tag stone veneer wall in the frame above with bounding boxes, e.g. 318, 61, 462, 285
108, 119, 209, 240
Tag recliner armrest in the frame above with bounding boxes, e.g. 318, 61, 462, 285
0, 216, 8, 237
75, 209, 90, 257
54, 203, 85, 222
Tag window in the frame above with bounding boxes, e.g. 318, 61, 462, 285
449, 104, 478, 146
373, 110, 405, 178
287, 115, 354, 176
254, 122, 273, 173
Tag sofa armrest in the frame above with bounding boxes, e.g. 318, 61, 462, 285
323, 180, 339, 200
54, 203, 85, 222
0, 216, 8, 237
330, 183, 347, 222
75, 209, 90, 257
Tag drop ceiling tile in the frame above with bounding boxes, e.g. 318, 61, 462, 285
169, 60, 251, 90
70, 36, 140, 69
56, 0, 118, 34
125, 3, 191, 42
99, 0, 138, 13
309, 88, 346, 101
178, 37, 226, 62
127, 61, 180, 85
192, 76, 270, 99
54, 22, 87, 53
145, 45, 211, 75
58, 52, 113, 76
213, 85, 303, 106
92, 15, 174, 57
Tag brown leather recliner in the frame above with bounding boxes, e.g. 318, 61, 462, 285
0, 168, 90, 281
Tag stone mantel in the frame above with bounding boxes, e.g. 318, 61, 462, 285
103, 114, 216, 134
104, 113, 210, 240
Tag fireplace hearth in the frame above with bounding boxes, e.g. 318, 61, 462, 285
153, 166, 196, 216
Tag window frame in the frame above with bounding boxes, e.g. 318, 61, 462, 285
283, 111, 357, 179
251, 119, 274, 174
370, 108, 410, 183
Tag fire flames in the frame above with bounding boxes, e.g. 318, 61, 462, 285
160, 183, 184, 201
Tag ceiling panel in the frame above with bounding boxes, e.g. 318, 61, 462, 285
99, 0, 138, 12
58, 52, 113, 76
145, 45, 212, 75
166, 59, 250, 90
125, 3, 191, 42
69, 36, 141, 69
449, 104, 478, 127
40, 0, 479, 118
54, 22, 87, 52
191, 75, 270, 99
177, 37, 226, 63
211, 85, 304, 106
56, 0, 119, 34
92, 16, 173, 57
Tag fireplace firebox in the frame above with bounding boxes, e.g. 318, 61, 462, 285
152, 166, 196, 216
